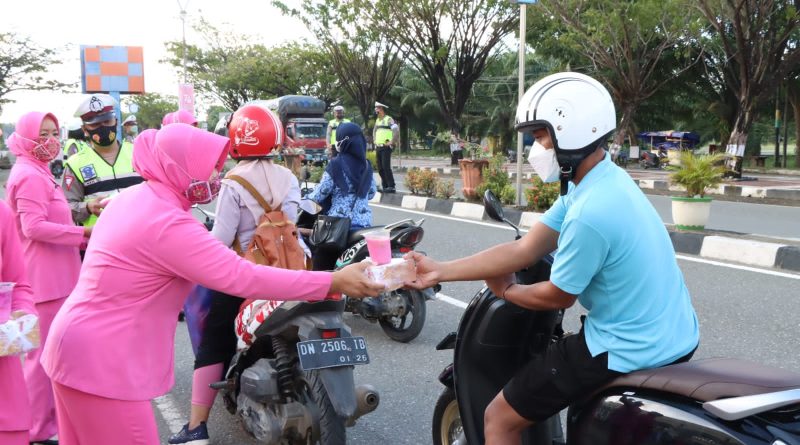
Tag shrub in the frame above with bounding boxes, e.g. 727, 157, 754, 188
366, 150, 378, 170
417, 170, 439, 197
668, 152, 725, 197
524, 175, 560, 211
475, 155, 514, 204
307, 165, 325, 183
404, 168, 421, 194
435, 179, 456, 200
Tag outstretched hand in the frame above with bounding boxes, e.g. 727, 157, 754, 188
403, 251, 443, 290
330, 262, 386, 298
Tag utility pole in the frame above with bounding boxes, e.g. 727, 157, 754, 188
177, 0, 189, 83
511, 0, 537, 206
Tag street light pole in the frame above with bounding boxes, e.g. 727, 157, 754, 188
177, 0, 189, 83
515, 3, 527, 205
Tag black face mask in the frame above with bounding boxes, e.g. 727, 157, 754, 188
86, 124, 117, 147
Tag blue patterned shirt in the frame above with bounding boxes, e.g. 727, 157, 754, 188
308, 172, 377, 230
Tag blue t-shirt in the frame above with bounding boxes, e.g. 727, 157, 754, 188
540, 154, 699, 373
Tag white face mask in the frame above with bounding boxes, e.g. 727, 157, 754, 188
527, 141, 561, 183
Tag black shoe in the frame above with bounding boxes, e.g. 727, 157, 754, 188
384, 187, 396, 194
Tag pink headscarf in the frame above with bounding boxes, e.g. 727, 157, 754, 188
161, 110, 197, 126
7, 111, 59, 166
133, 124, 229, 208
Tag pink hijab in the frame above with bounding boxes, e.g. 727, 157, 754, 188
7, 111, 59, 172
133, 124, 229, 209
161, 110, 197, 126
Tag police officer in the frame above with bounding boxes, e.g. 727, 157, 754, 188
372, 101, 397, 193
122, 114, 138, 142
326, 105, 350, 159
63, 94, 144, 228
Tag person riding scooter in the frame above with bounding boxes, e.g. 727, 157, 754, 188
406, 71, 699, 445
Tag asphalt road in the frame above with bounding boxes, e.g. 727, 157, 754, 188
156, 205, 800, 444
388, 172, 800, 240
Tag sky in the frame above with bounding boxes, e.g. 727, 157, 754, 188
1, 0, 312, 125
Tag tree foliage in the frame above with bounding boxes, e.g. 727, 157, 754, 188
123, 93, 178, 130
0, 32, 73, 113
370, 0, 517, 133
163, 19, 339, 111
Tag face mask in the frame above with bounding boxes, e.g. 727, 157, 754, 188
31, 136, 61, 162
128, 125, 138, 134
86, 124, 117, 146
527, 141, 561, 183
184, 174, 222, 204
334, 136, 350, 153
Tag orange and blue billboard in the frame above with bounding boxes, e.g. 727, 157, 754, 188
80, 45, 145, 94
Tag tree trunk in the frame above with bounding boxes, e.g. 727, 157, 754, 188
726, 129, 749, 177
398, 114, 410, 154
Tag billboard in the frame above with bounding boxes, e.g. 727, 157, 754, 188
80, 45, 145, 94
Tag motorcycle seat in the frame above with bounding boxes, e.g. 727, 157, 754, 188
599, 357, 800, 402
348, 226, 386, 245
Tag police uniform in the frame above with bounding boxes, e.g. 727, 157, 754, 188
63, 94, 144, 226
372, 102, 397, 191
327, 112, 351, 158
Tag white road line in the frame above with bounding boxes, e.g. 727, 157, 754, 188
154, 394, 185, 434
675, 255, 800, 280
373, 203, 800, 279
435, 292, 469, 309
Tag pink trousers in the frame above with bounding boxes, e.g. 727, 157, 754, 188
0, 431, 28, 445
52, 381, 160, 445
24, 297, 65, 441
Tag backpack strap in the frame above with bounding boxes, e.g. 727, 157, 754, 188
227, 174, 281, 213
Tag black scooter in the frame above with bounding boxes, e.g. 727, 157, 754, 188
432, 190, 800, 445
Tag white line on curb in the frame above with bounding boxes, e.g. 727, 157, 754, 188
675, 255, 800, 280
154, 394, 185, 434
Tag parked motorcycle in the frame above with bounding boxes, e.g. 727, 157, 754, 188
432, 190, 800, 445
639, 148, 667, 169
298, 202, 438, 343
193, 206, 380, 444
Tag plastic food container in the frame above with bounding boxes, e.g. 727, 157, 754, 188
365, 258, 416, 291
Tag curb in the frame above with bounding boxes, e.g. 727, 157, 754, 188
372, 191, 800, 274
392, 165, 800, 202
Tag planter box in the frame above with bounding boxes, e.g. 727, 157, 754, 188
671, 196, 712, 230
458, 159, 489, 200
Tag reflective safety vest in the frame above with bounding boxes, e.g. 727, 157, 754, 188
63, 138, 90, 158
374, 116, 393, 147
328, 118, 351, 144
65, 141, 142, 227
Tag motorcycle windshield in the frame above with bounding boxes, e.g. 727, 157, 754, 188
453, 257, 559, 445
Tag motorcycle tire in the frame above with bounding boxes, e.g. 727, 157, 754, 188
378, 289, 426, 343
432, 387, 462, 445
299, 369, 346, 445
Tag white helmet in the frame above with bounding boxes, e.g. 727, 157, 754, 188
516, 72, 615, 152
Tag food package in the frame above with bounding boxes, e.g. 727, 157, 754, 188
365, 258, 417, 292
0, 313, 40, 357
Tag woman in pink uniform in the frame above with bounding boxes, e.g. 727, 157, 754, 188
6, 111, 89, 444
41, 124, 384, 444
0, 201, 37, 444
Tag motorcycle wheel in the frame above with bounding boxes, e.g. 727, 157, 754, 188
298, 370, 346, 445
378, 289, 426, 343
432, 387, 462, 445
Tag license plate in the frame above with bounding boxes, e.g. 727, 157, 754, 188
296, 337, 370, 370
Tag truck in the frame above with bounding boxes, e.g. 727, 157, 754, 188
261, 95, 329, 164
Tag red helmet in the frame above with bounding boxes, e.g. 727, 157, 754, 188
227, 103, 283, 159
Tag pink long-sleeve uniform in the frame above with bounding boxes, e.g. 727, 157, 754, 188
0, 201, 36, 433
5, 112, 83, 303
41, 124, 333, 401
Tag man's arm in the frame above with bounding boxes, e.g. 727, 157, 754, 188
390, 118, 399, 147
62, 165, 90, 224
407, 221, 559, 288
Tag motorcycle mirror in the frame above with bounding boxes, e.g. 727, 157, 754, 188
301, 166, 311, 181
483, 190, 504, 222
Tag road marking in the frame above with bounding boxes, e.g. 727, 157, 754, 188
676, 255, 800, 280
154, 394, 185, 434
373, 204, 800, 279
436, 292, 469, 309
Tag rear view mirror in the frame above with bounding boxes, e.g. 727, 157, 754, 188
300, 166, 311, 181
483, 190, 504, 222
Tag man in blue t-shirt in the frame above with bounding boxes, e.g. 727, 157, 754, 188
407, 72, 699, 445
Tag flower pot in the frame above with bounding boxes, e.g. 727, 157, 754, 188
458, 159, 489, 200
671, 196, 712, 230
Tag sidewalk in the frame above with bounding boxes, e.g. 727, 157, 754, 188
371, 189, 800, 274
391, 156, 800, 203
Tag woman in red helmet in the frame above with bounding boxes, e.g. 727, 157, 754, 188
169, 103, 313, 444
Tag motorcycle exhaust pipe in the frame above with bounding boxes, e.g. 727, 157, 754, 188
352, 384, 380, 420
